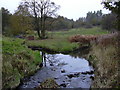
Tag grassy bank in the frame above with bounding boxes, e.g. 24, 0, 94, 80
26, 27, 108, 52
26, 38, 79, 53
88, 33, 120, 88
2, 37, 42, 89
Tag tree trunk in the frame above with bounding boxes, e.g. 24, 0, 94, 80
41, 16, 46, 39
33, 2, 41, 39
117, 15, 120, 31
41, 29, 45, 39
35, 19, 40, 39
37, 29, 41, 38
34, 16, 41, 38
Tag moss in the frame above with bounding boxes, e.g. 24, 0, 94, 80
37, 78, 59, 89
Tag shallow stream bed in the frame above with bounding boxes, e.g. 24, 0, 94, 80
18, 51, 94, 89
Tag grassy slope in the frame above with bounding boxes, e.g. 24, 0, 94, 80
88, 34, 120, 88
26, 27, 108, 52
2, 37, 42, 88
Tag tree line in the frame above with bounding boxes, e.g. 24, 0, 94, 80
1, 0, 119, 39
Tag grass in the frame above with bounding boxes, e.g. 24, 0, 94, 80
87, 33, 120, 88
48, 27, 108, 38
26, 38, 79, 53
27, 27, 108, 52
2, 37, 42, 88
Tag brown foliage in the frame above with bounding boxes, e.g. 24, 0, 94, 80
69, 32, 119, 47
97, 32, 118, 47
69, 35, 98, 44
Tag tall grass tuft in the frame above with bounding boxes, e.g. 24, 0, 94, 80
88, 32, 120, 88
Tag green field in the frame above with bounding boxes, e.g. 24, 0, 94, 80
48, 27, 108, 38
27, 27, 108, 52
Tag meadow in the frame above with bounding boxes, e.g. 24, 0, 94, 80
48, 27, 108, 38
26, 27, 108, 53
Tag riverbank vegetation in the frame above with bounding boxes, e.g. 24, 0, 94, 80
2, 37, 42, 88
87, 33, 120, 88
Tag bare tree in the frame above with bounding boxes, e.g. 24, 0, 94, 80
21, 0, 60, 39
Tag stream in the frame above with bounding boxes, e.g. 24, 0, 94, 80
18, 49, 94, 89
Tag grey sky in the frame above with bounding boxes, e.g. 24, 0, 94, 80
0, 0, 110, 20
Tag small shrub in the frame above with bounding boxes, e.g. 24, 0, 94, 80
96, 32, 118, 47
69, 35, 98, 45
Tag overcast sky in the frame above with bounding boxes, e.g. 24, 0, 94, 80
0, 0, 110, 20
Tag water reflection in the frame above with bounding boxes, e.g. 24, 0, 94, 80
70, 48, 90, 59
41, 52, 61, 67
41, 48, 91, 67
19, 49, 94, 88
40, 51, 93, 73
41, 52, 46, 67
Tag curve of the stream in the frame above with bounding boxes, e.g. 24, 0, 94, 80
19, 52, 94, 89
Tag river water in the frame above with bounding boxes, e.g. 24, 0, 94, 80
19, 50, 94, 89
